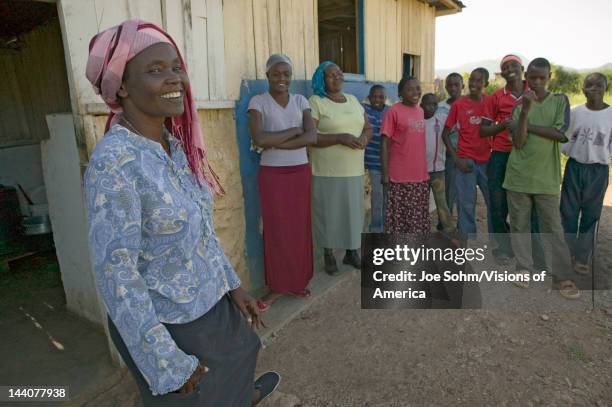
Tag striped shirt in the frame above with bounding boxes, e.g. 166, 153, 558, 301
363, 104, 387, 170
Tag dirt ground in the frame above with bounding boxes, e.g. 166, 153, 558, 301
255, 188, 612, 406
256, 276, 612, 407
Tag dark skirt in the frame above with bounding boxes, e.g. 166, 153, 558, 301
385, 181, 431, 235
258, 164, 313, 293
108, 296, 261, 406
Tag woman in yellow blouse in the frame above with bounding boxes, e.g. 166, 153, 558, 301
309, 61, 372, 275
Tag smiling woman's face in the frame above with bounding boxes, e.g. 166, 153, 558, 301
267, 62, 292, 93
119, 42, 189, 118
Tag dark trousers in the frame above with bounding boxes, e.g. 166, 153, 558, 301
445, 153, 457, 216
108, 296, 260, 407
560, 158, 609, 264
488, 151, 547, 267
487, 151, 513, 255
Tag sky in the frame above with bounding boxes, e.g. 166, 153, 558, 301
435, 0, 612, 70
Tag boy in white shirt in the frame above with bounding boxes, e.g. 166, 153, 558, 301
422, 93, 455, 232
561, 73, 612, 274
437, 73, 464, 217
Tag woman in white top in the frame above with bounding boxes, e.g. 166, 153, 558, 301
248, 54, 317, 310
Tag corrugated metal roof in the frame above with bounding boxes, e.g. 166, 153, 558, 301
425, 0, 466, 11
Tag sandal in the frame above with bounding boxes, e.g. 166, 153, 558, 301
324, 252, 340, 276
253, 371, 281, 405
256, 299, 275, 312
511, 270, 530, 288
555, 280, 580, 300
573, 262, 591, 275
289, 288, 311, 299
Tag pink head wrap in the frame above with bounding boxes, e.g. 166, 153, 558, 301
85, 19, 223, 195
500, 54, 523, 70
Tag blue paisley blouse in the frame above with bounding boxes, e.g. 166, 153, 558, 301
84, 125, 240, 395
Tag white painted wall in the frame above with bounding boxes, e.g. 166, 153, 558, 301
42, 114, 104, 326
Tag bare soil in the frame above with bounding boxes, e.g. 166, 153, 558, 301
255, 187, 612, 407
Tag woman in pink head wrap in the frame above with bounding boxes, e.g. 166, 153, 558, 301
84, 20, 279, 405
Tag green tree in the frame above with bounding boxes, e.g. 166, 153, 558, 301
600, 69, 612, 93
549, 65, 581, 94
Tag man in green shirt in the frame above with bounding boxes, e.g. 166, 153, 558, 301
504, 57, 579, 300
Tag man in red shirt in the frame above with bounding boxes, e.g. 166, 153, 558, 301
442, 68, 492, 240
480, 55, 546, 267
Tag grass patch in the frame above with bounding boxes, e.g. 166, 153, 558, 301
567, 343, 589, 362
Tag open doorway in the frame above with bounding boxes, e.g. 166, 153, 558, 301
403, 53, 421, 79
317, 0, 363, 75
0, 2, 117, 396
0, 0, 71, 328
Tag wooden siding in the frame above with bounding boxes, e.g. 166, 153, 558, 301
0, 19, 71, 147
226, 0, 438, 97
224, 0, 319, 100
364, 0, 402, 83
364, 0, 436, 91
57, 0, 226, 111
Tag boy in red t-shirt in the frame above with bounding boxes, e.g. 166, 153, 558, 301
381, 77, 430, 235
442, 68, 492, 240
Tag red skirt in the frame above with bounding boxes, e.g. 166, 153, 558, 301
258, 164, 313, 293
385, 181, 431, 236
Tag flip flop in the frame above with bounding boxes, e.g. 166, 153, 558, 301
556, 280, 580, 300
573, 262, 590, 275
253, 371, 281, 405
511, 270, 530, 288
256, 299, 275, 312
289, 288, 311, 299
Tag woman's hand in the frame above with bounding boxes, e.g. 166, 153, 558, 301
230, 287, 266, 329
338, 133, 362, 149
357, 134, 368, 149
175, 362, 208, 394
292, 127, 304, 137
303, 129, 318, 145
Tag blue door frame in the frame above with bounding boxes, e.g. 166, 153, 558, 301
358, 0, 365, 75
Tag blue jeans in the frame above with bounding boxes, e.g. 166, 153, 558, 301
487, 151, 512, 254
445, 153, 457, 215
368, 169, 386, 232
455, 158, 492, 238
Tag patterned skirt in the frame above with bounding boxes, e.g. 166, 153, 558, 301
385, 181, 431, 235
